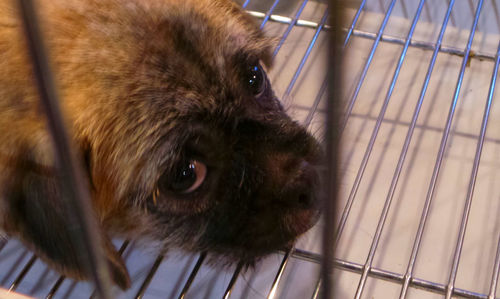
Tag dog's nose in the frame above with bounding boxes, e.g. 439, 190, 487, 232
285, 161, 319, 209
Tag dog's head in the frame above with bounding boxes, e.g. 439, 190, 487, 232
2, 0, 322, 289
63, 0, 323, 261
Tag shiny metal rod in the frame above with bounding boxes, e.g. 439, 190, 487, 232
340, 0, 397, 132
394, 0, 456, 296
489, 235, 500, 299
177, 252, 206, 299
445, 12, 494, 297
353, 0, 427, 297
222, 262, 243, 299
16, 0, 113, 297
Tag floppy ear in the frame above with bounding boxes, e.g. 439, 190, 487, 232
1, 145, 131, 290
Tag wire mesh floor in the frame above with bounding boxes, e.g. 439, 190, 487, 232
1, 0, 500, 298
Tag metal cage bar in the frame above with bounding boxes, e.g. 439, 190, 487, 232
339, 0, 397, 132
134, 254, 165, 299
8, 255, 37, 292
352, 0, 427, 297
177, 252, 206, 299
245, 11, 498, 62
388, 0, 456, 296
320, 0, 342, 297
445, 19, 497, 298
282, 8, 329, 102
259, 0, 281, 29
489, 235, 500, 299
292, 249, 494, 299
15, 0, 114, 298
272, 0, 310, 58
4, 1, 500, 298
222, 262, 243, 299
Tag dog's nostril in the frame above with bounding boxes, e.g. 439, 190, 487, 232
294, 186, 317, 209
297, 193, 312, 208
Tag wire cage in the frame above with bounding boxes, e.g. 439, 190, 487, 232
2, 0, 500, 298
0, 0, 336, 298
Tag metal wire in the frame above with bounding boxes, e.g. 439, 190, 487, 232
177, 252, 206, 299
3, 1, 500, 298
45, 240, 130, 299
246, 11, 498, 62
260, 0, 281, 29
376, 0, 456, 296
445, 8, 495, 296
282, 8, 329, 102
267, 249, 293, 299
134, 254, 165, 299
16, 0, 113, 297
334, 0, 417, 259
489, 235, 500, 299
0, 238, 8, 253
351, 1, 426, 297
8, 255, 37, 291
291, 249, 493, 299
339, 0, 396, 132
272, 0, 309, 58
222, 263, 243, 299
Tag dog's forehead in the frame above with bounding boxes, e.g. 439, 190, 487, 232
173, 0, 272, 68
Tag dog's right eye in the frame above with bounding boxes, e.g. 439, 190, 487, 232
161, 160, 207, 194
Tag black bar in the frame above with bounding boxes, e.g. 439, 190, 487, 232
321, 0, 342, 298
16, 1, 113, 298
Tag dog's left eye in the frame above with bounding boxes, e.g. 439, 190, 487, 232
245, 64, 266, 96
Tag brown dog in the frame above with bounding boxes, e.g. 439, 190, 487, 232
0, 0, 321, 289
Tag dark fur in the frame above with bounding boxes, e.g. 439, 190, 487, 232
0, 0, 321, 289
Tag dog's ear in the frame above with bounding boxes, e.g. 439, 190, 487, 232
2, 145, 131, 290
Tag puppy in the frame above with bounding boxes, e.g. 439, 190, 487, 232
0, 0, 321, 289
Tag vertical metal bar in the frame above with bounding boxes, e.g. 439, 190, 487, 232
8, 255, 37, 291
222, 262, 243, 299
321, 0, 342, 297
134, 254, 165, 299
302, 0, 366, 128
489, 236, 500, 299
16, 1, 113, 298
342, 0, 367, 49
310, 277, 321, 299
0, 237, 7, 252
177, 252, 207, 299
267, 249, 293, 299
45, 276, 65, 299
351, 1, 427, 297
272, 0, 309, 58
89, 240, 131, 299
336, 0, 427, 251
445, 31, 496, 299
283, 8, 329, 103
260, 0, 281, 29
49, 240, 130, 299
340, 0, 397, 132
242, 0, 251, 9
397, 1, 456, 297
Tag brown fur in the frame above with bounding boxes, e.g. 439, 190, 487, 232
0, 0, 321, 289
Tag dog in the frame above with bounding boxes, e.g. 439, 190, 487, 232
0, 0, 321, 289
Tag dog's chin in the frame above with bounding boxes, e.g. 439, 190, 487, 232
204, 210, 320, 265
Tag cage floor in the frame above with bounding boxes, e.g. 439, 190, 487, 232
2, 0, 500, 298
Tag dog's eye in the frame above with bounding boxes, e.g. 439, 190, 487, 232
246, 64, 266, 96
169, 160, 207, 194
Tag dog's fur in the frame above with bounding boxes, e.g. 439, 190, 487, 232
0, 0, 321, 289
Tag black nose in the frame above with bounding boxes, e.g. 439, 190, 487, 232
285, 161, 319, 209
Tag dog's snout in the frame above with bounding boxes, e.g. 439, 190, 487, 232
282, 160, 319, 209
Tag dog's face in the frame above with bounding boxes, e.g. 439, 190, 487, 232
76, 0, 322, 262
0, 0, 322, 289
